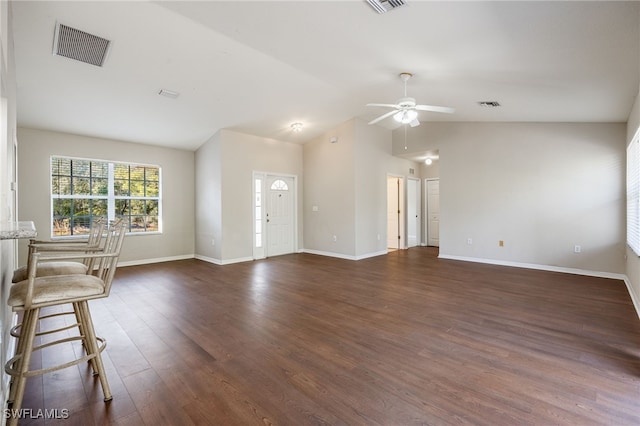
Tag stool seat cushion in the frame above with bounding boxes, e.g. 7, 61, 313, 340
9, 275, 105, 308
12, 262, 89, 283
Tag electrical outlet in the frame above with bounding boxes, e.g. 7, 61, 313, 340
499, 240, 504, 247
333, 235, 337, 242
574, 245, 581, 253
467, 238, 473, 245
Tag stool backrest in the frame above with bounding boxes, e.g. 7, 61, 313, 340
82, 218, 107, 271
95, 219, 127, 296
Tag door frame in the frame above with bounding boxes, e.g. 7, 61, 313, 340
386, 173, 405, 250
425, 178, 440, 247
407, 177, 421, 248
253, 171, 298, 259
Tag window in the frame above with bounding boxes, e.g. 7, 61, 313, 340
270, 179, 289, 191
255, 177, 262, 248
51, 156, 161, 237
627, 132, 640, 255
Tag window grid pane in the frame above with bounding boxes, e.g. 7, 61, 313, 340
255, 178, 262, 248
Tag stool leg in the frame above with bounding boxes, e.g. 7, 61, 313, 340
7, 309, 36, 405
76, 301, 112, 401
73, 301, 96, 374
6, 307, 40, 426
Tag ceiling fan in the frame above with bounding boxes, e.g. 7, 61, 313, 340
367, 72, 454, 127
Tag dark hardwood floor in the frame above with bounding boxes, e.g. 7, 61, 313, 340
14, 247, 640, 425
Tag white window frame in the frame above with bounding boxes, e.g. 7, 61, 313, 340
627, 128, 640, 256
50, 155, 162, 238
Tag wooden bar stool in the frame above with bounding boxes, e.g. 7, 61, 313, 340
4, 220, 126, 425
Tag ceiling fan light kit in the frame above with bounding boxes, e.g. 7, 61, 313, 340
366, 72, 454, 127
393, 109, 418, 124
366, 0, 407, 14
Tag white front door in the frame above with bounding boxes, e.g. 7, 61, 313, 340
426, 179, 440, 247
266, 176, 295, 257
407, 178, 420, 247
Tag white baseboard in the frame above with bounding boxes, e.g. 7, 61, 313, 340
438, 254, 627, 280
194, 254, 254, 265
623, 277, 640, 320
117, 251, 640, 320
301, 249, 387, 261
117, 254, 195, 267
441, 254, 639, 320
355, 250, 388, 260
300, 249, 357, 260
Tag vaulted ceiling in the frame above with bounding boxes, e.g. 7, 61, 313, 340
11, 1, 640, 151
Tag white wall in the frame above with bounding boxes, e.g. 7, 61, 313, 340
194, 130, 222, 261
0, 0, 17, 408
304, 118, 420, 259
303, 120, 357, 256
195, 129, 303, 264
16, 127, 196, 265
420, 158, 440, 180
394, 122, 626, 275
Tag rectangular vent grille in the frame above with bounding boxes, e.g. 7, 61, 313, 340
53, 23, 111, 67
478, 101, 501, 108
366, 0, 407, 14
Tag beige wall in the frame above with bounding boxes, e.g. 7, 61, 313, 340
394, 122, 626, 276
16, 127, 195, 265
195, 129, 303, 264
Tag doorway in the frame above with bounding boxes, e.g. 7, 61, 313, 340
253, 173, 297, 259
407, 177, 421, 247
387, 175, 404, 250
426, 179, 440, 247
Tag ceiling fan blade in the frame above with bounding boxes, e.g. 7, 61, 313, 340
409, 118, 420, 127
368, 109, 398, 125
415, 104, 455, 114
366, 103, 400, 109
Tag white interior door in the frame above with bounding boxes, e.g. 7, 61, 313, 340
387, 176, 404, 249
426, 179, 440, 247
266, 176, 295, 257
387, 177, 398, 249
407, 178, 420, 247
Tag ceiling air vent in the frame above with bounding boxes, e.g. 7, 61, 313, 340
53, 22, 111, 67
366, 0, 407, 14
478, 101, 501, 108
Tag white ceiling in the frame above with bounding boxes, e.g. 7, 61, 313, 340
12, 1, 640, 151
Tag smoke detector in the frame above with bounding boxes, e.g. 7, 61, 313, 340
366, 0, 407, 14
53, 22, 111, 67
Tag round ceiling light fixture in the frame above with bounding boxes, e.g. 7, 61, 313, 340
291, 122, 303, 132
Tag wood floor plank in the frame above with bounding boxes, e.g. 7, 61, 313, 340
14, 248, 640, 425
